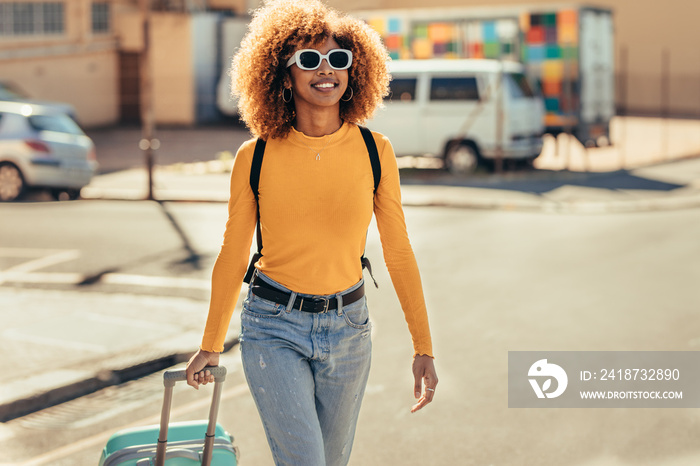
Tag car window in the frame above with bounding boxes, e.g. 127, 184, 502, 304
385, 78, 417, 102
28, 113, 84, 136
0, 82, 30, 100
430, 77, 479, 101
507, 73, 535, 98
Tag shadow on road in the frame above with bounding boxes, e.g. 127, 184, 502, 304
399, 166, 686, 195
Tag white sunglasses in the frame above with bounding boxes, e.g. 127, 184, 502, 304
286, 49, 353, 71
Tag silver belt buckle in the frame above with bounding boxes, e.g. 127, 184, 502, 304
298, 296, 330, 313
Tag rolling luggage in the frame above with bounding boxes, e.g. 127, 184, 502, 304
99, 366, 237, 466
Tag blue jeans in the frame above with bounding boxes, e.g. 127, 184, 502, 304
240, 271, 372, 466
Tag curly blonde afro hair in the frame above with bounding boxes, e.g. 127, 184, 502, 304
231, 0, 390, 140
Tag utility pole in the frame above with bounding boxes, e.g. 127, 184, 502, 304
139, 0, 158, 200
618, 44, 628, 169
660, 48, 670, 162
494, 59, 504, 174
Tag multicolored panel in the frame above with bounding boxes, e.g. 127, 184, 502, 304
365, 16, 406, 59
464, 21, 484, 59
407, 22, 460, 59
558, 10, 578, 44
411, 23, 432, 59
521, 10, 580, 117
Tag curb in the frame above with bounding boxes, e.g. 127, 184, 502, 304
79, 154, 700, 213
79, 185, 700, 214
401, 192, 700, 214
0, 337, 238, 422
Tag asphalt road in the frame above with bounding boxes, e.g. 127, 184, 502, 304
2, 201, 700, 465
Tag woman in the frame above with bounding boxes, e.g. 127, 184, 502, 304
185, 1, 438, 464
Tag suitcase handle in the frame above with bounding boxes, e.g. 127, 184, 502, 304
163, 365, 227, 387
156, 365, 227, 466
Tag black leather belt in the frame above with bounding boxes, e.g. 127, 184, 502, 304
250, 275, 364, 313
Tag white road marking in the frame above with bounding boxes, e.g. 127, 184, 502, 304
0, 249, 80, 285
1, 271, 211, 290
0, 248, 212, 291
101, 273, 211, 290
0, 249, 80, 274
0, 248, 71, 257
0, 272, 84, 284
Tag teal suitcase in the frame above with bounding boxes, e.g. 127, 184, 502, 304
99, 366, 237, 466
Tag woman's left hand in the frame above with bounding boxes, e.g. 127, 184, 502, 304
411, 354, 438, 413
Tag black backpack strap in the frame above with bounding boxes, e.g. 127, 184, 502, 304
358, 126, 380, 288
358, 125, 381, 193
243, 138, 266, 284
243, 129, 381, 287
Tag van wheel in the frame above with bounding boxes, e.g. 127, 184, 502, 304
0, 163, 25, 202
444, 142, 479, 175
51, 189, 81, 201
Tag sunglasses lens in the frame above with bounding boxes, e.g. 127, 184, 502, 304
328, 51, 350, 69
298, 51, 321, 70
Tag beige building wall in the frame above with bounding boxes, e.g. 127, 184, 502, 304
1, 0, 197, 127
322, 0, 700, 117
0, 0, 121, 126
0, 51, 119, 126
150, 13, 195, 126
208, 0, 247, 13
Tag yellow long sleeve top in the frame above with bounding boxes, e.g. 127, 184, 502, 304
201, 123, 433, 357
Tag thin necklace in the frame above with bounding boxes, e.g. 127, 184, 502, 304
299, 127, 340, 160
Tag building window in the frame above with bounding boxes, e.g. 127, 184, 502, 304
13, 3, 36, 35
42, 2, 64, 34
91, 2, 110, 34
0, 2, 64, 37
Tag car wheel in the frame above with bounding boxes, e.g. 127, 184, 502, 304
0, 163, 25, 202
444, 142, 479, 175
51, 189, 81, 201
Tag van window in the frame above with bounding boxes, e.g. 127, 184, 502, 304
507, 73, 535, 98
386, 78, 417, 102
430, 77, 479, 101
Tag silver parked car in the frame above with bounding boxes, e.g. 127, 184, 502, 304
0, 101, 97, 201
0, 81, 78, 121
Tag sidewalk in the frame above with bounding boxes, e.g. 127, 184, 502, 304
80, 150, 700, 214
80, 115, 700, 213
0, 286, 242, 422
3, 118, 700, 422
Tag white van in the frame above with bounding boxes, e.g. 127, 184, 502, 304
367, 59, 545, 174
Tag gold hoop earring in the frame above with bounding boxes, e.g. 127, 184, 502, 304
283, 88, 293, 103
341, 87, 354, 102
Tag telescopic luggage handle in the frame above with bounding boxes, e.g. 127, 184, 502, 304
155, 365, 227, 466
163, 366, 227, 386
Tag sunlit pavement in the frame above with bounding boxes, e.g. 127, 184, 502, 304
2, 117, 700, 464
2, 204, 700, 465
4, 119, 700, 421
80, 154, 700, 214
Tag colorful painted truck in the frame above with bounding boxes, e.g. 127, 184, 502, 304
353, 4, 614, 147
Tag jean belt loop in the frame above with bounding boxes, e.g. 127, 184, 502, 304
336, 292, 344, 316
286, 291, 297, 312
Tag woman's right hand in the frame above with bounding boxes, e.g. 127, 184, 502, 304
185, 348, 220, 389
